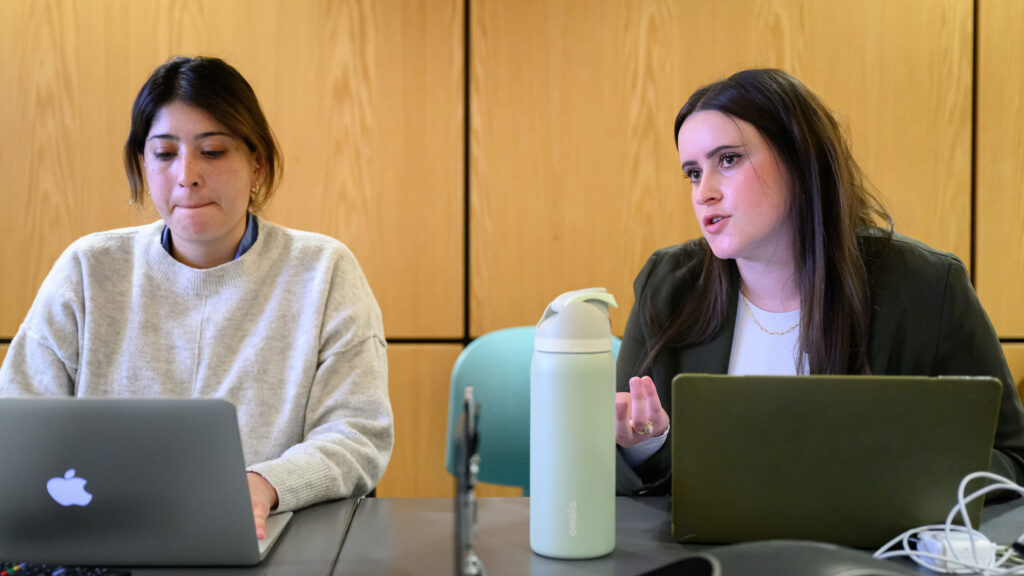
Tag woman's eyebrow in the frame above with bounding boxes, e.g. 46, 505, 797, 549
146, 131, 234, 142
680, 144, 742, 171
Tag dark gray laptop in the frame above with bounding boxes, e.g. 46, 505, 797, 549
0, 398, 291, 566
670, 374, 1002, 547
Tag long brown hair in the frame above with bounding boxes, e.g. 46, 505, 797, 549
643, 69, 892, 375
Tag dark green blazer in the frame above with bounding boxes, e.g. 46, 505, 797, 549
616, 231, 1024, 495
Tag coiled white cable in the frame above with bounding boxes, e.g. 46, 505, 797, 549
874, 472, 1024, 574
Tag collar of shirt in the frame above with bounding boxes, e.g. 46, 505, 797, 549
159, 212, 259, 261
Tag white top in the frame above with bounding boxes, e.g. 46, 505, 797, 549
727, 293, 804, 375
0, 218, 394, 511
623, 293, 804, 466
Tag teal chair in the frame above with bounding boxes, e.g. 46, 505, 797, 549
444, 326, 622, 496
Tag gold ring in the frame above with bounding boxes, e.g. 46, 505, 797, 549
633, 420, 653, 436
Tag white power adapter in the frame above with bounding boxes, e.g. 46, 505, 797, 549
916, 530, 997, 573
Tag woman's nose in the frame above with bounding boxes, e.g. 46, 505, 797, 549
693, 174, 721, 205
177, 154, 201, 188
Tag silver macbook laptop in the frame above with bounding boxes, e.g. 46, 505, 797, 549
0, 397, 292, 566
670, 374, 1002, 548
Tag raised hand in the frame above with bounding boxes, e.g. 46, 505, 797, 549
615, 376, 670, 448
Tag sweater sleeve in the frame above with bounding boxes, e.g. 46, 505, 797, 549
247, 251, 393, 511
0, 248, 82, 397
615, 250, 673, 495
933, 258, 1024, 483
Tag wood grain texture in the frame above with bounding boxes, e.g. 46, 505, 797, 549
1004, 344, 1024, 403
0, 0, 463, 339
976, 0, 1024, 338
376, 344, 523, 498
469, 0, 973, 336
475, 483, 523, 498
255, 0, 465, 339
0, 0, 157, 337
376, 344, 462, 498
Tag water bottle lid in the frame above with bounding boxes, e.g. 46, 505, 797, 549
534, 288, 617, 353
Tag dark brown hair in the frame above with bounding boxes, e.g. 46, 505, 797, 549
644, 68, 892, 375
123, 56, 281, 212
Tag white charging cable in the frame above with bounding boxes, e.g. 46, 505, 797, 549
874, 472, 1024, 575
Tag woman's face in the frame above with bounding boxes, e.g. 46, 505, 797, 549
677, 110, 795, 270
141, 101, 259, 268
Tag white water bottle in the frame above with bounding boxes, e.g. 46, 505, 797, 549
530, 287, 617, 559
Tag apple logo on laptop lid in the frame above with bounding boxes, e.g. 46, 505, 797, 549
47, 469, 93, 506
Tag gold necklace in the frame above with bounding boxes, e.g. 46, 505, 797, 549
740, 294, 800, 336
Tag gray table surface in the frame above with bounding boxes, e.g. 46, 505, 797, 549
130, 497, 357, 576
333, 497, 1024, 576
333, 497, 706, 576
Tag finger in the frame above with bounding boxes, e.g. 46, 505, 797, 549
640, 376, 664, 420
629, 377, 649, 427
615, 393, 632, 438
253, 508, 268, 539
615, 393, 631, 423
638, 376, 670, 434
247, 472, 276, 539
615, 393, 636, 447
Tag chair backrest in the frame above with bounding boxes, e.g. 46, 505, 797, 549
445, 326, 621, 495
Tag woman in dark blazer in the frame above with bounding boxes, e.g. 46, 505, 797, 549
613, 68, 1024, 496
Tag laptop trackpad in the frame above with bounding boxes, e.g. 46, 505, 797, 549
258, 511, 293, 561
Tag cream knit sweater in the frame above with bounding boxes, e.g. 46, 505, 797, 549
0, 218, 393, 512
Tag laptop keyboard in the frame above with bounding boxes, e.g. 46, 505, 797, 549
1, 563, 130, 576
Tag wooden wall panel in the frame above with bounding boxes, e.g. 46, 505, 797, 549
1005, 345, 1024, 402
0, 344, 6, 368
976, 0, 1024, 338
0, 0, 463, 339
376, 344, 461, 497
258, 0, 465, 339
470, 0, 972, 337
375, 344, 522, 498
0, 0, 155, 338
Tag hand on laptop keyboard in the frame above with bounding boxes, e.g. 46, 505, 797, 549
1, 562, 130, 576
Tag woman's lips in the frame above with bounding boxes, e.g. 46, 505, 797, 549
703, 214, 729, 233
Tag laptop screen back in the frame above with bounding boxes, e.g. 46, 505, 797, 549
670, 374, 1002, 547
0, 398, 265, 566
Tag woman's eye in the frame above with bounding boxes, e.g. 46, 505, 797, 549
202, 150, 225, 158
153, 151, 175, 160
720, 153, 740, 167
685, 168, 701, 183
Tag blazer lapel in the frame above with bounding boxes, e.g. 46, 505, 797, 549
677, 275, 738, 374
